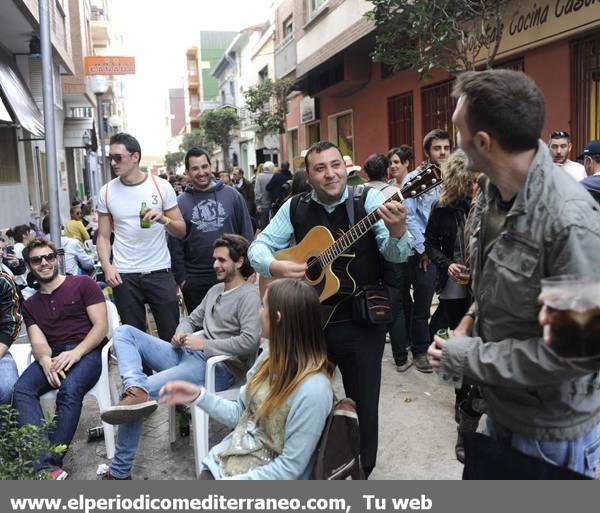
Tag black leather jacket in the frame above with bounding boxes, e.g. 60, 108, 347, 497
0, 272, 21, 348
424, 198, 471, 293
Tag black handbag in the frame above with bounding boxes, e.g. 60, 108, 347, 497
353, 285, 392, 324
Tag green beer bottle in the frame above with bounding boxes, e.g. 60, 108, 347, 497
139, 202, 150, 229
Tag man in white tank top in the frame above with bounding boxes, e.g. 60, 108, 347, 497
96, 133, 186, 342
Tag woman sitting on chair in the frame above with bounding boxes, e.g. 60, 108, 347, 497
160, 279, 333, 480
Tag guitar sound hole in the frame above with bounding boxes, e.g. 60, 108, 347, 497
305, 257, 323, 282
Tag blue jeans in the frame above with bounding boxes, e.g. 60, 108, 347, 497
109, 325, 234, 478
0, 351, 18, 404
13, 344, 102, 471
484, 416, 600, 477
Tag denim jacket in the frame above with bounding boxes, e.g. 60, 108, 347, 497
441, 141, 600, 440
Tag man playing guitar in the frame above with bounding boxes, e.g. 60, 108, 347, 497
248, 141, 414, 477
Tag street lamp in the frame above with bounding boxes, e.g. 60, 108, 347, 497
88, 75, 109, 183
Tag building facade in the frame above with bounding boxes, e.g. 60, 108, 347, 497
274, 0, 600, 167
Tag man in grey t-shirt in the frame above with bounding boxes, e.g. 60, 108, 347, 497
100, 234, 260, 480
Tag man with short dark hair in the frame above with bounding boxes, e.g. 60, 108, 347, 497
100, 234, 261, 480
548, 130, 586, 181
96, 132, 186, 343
428, 69, 600, 476
231, 166, 257, 227
169, 148, 254, 313
579, 140, 600, 204
249, 141, 413, 477
13, 239, 108, 480
402, 129, 450, 373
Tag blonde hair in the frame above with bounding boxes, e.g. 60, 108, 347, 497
438, 149, 475, 207
246, 279, 333, 419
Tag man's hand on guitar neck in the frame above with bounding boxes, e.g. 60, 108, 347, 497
269, 260, 308, 280
377, 200, 408, 239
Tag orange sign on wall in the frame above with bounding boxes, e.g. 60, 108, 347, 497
85, 56, 136, 75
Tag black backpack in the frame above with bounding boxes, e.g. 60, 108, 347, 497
271, 179, 293, 215
312, 397, 365, 480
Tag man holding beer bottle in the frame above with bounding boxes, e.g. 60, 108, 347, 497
96, 133, 186, 342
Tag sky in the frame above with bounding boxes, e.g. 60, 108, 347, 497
109, 0, 274, 161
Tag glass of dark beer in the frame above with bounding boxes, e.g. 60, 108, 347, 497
541, 275, 600, 359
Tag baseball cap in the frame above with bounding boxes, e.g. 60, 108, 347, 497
343, 155, 361, 175
577, 140, 600, 160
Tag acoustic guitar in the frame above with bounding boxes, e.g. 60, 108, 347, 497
259, 163, 443, 313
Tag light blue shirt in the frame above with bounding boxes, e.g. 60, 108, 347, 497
248, 187, 414, 277
402, 168, 441, 254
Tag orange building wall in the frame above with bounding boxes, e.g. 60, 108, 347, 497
287, 37, 579, 166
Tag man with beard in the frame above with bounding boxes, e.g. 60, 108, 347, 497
428, 70, 600, 476
402, 129, 450, 373
548, 130, 586, 181
169, 149, 254, 313
13, 239, 108, 480
100, 234, 260, 480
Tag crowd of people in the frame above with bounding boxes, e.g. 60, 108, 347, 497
1, 69, 600, 480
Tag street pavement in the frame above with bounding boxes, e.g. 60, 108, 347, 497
63, 342, 464, 480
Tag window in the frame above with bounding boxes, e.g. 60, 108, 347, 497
258, 66, 269, 83
387, 92, 414, 152
0, 126, 19, 183
283, 15, 294, 40
335, 113, 353, 159
288, 129, 299, 163
571, 34, 600, 157
308, 0, 327, 18
421, 79, 456, 139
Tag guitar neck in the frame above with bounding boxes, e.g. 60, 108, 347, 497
321, 192, 401, 265
319, 165, 442, 267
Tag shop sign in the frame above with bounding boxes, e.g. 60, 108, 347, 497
84, 56, 136, 75
301, 96, 317, 124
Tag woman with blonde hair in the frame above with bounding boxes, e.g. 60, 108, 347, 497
160, 279, 333, 480
425, 149, 480, 463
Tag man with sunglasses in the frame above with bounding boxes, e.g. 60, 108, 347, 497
96, 133, 186, 345
13, 239, 108, 480
99, 234, 260, 480
548, 130, 586, 181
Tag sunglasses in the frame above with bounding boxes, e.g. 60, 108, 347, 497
29, 252, 57, 265
550, 131, 570, 139
108, 152, 131, 163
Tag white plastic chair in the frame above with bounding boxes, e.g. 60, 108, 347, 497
167, 354, 241, 478
22, 301, 120, 459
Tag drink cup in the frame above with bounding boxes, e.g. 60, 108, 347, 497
541, 275, 600, 359
458, 267, 471, 282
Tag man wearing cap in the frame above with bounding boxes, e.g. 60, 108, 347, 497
343, 155, 366, 185
548, 131, 586, 181
580, 140, 600, 204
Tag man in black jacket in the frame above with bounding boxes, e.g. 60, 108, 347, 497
231, 167, 257, 227
266, 161, 293, 210
0, 271, 21, 404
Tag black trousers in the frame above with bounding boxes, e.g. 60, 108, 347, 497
112, 270, 180, 342
181, 275, 217, 314
325, 319, 386, 475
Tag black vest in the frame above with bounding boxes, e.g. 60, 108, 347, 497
290, 188, 383, 321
